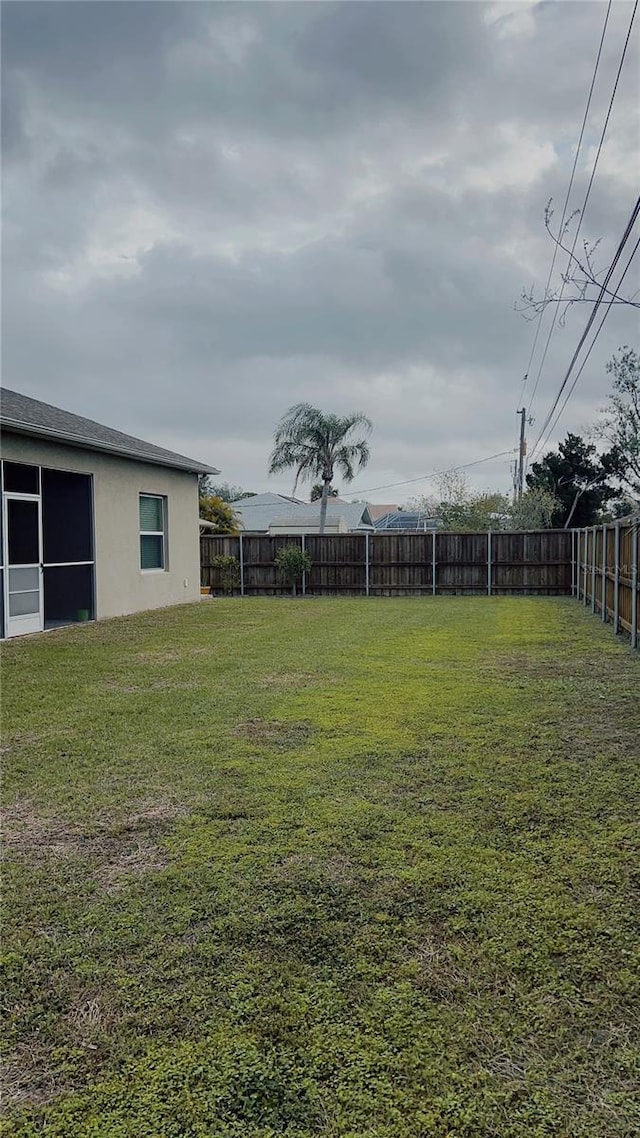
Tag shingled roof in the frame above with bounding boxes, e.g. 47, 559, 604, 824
233, 493, 374, 532
0, 388, 218, 475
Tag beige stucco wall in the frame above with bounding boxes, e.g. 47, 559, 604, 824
2, 432, 201, 619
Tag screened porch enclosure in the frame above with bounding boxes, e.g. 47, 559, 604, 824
1, 461, 95, 637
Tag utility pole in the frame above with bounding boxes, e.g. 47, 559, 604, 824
516, 407, 527, 501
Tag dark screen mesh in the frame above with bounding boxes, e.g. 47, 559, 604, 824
3, 462, 39, 494
42, 469, 93, 564
44, 564, 94, 626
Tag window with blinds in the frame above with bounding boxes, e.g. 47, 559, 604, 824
139, 494, 166, 570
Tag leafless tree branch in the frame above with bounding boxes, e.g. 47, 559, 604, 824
515, 199, 640, 325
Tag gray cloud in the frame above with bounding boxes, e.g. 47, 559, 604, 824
2, 1, 638, 500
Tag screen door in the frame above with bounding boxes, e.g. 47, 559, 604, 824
4, 495, 43, 637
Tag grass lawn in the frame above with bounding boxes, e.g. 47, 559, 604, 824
1, 597, 639, 1138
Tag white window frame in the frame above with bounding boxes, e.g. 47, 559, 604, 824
139, 494, 167, 573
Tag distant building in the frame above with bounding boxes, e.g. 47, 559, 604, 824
367, 504, 399, 523
233, 492, 374, 533
374, 510, 440, 532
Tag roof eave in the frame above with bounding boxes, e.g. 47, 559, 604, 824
1, 420, 219, 476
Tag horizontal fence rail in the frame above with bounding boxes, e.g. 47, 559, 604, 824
201, 530, 573, 598
574, 516, 639, 649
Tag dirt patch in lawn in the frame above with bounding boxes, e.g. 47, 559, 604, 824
409, 936, 471, 1002
2, 798, 185, 890
3, 991, 125, 1112
0, 727, 69, 756
2, 1043, 76, 1111
233, 718, 316, 750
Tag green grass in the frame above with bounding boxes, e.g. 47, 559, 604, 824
1, 597, 639, 1138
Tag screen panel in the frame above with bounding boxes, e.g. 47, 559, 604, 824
3, 462, 40, 494
42, 468, 93, 564
43, 564, 94, 627
7, 499, 39, 564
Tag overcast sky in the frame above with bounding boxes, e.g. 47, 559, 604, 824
2, 1, 638, 503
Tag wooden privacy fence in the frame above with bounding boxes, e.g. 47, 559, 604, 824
201, 530, 572, 597
573, 517, 639, 649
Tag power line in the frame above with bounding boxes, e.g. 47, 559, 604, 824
532, 233, 639, 459
516, 0, 612, 412
345, 449, 517, 498
526, 0, 638, 420
529, 192, 640, 460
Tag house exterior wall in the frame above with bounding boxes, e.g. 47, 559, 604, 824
1, 432, 201, 619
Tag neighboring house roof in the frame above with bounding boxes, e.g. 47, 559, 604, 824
234, 492, 305, 508
232, 492, 306, 533
367, 503, 399, 521
0, 388, 218, 475
374, 511, 440, 531
233, 493, 374, 532
326, 502, 374, 530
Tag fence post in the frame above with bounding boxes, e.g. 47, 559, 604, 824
632, 521, 638, 650
571, 529, 575, 596
487, 530, 492, 596
613, 522, 620, 635
301, 533, 306, 596
365, 532, 370, 597
596, 523, 601, 623
591, 526, 597, 614
583, 529, 588, 605
432, 531, 437, 596
239, 533, 245, 596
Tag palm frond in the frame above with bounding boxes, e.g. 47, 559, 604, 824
268, 403, 372, 489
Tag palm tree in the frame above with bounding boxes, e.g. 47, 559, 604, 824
268, 403, 372, 534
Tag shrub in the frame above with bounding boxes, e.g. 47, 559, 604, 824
211, 555, 241, 595
199, 496, 239, 534
274, 544, 312, 596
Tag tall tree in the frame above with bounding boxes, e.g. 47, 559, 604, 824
268, 404, 372, 534
599, 346, 640, 499
526, 433, 617, 527
508, 488, 559, 530
199, 479, 255, 502
409, 476, 510, 531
